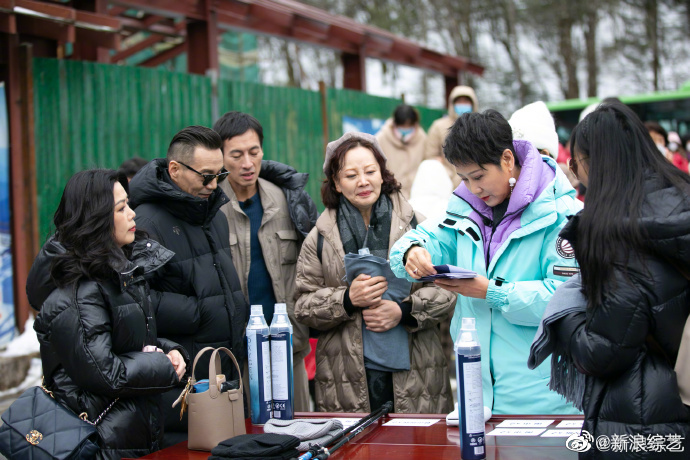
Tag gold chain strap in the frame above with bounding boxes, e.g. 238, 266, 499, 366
41, 376, 118, 426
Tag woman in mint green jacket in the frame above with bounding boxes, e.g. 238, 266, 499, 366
390, 110, 582, 415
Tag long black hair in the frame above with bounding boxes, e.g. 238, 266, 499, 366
571, 101, 690, 308
51, 169, 139, 287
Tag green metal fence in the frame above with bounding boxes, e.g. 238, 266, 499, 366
33, 58, 444, 238
34, 58, 213, 239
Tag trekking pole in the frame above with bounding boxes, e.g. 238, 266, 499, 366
313, 401, 393, 460
296, 401, 392, 460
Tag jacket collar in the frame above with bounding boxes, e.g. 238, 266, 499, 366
317, 191, 414, 257
221, 178, 281, 223
117, 239, 174, 292
129, 158, 229, 226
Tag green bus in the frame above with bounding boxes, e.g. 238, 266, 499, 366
546, 82, 690, 138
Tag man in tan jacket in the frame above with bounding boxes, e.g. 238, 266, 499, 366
214, 111, 317, 413
425, 86, 478, 189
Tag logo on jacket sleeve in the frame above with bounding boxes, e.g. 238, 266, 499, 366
556, 237, 575, 259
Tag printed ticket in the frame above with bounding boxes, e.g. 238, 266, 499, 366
495, 419, 554, 428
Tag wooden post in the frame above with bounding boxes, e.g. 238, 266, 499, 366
342, 51, 365, 92
186, 0, 219, 76
71, 0, 111, 63
444, 74, 459, 106
319, 80, 329, 154
1, 36, 37, 332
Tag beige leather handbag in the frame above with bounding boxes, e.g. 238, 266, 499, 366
183, 347, 246, 451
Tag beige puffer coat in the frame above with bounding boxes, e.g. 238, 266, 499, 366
424, 86, 478, 189
294, 192, 456, 413
375, 119, 427, 199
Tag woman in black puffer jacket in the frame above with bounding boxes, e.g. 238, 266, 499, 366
552, 102, 690, 458
30, 169, 189, 459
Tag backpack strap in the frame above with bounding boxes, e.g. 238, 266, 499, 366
410, 213, 418, 229
316, 231, 324, 263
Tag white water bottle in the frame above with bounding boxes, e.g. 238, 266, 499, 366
270, 303, 294, 420
246, 305, 272, 424
455, 317, 486, 459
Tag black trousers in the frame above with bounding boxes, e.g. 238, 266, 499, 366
365, 368, 394, 412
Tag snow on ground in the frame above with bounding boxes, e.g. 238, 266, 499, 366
0, 317, 39, 358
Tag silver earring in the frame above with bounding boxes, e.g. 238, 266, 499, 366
509, 177, 516, 194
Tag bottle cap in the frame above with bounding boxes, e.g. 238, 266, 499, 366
275, 303, 287, 313
251, 305, 264, 316
461, 317, 476, 331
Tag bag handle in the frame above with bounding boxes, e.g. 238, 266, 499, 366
208, 347, 243, 398
189, 346, 217, 384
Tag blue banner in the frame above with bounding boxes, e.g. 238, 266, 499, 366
342, 115, 385, 136
0, 82, 15, 345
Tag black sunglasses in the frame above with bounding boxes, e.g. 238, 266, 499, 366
177, 161, 229, 186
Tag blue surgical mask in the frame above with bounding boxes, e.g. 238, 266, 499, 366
397, 127, 415, 137
454, 103, 473, 116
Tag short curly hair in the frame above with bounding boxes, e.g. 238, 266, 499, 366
321, 138, 401, 209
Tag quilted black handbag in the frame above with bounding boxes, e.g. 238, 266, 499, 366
0, 385, 117, 459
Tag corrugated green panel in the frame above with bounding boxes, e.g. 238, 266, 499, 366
33, 58, 212, 240
415, 105, 447, 132
217, 79, 325, 210
326, 88, 444, 140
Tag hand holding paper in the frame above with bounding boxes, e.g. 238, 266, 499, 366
404, 246, 436, 279
434, 275, 489, 299
417, 264, 478, 282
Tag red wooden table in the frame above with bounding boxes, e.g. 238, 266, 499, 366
134, 413, 582, 459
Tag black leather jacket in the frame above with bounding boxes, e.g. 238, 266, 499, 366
30, 238, 187, 460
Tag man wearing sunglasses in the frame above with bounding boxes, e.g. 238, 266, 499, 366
128, 125, 249, 446
213, 111, 317, 414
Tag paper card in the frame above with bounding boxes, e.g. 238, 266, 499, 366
556, 420, 584, 429
486, 428, 546, 436
383, 418, 440, 427
541, 429, 582, 438
334, 418, 362, 429
496, 419, 554, 428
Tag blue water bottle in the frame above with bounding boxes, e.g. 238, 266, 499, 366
455, 317, 486, 459
270, 303, 294, 420
246, 305, 272, 424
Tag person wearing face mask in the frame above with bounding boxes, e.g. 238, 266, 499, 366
375, 104, 427, 199
645, 121, 674, 159
390, 110, 583, 415
425, 86, 478, 188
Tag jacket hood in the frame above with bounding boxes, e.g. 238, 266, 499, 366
26, 236, 173, 309
377, 118, 426, 149
626, 175, 690, 272
128, 158, 229, 226
447, 86, 479, 120
561, 174, 690, 273
453, 140, 575, 263
26, 237, 66, 311
259, 160, 318, 239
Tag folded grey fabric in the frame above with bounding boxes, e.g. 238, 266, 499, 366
344, 253, 412, 372
264, 418, 344, 451
528, 274, 586, 411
